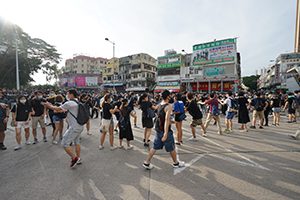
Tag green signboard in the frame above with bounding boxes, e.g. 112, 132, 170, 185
157, 54, 182, 69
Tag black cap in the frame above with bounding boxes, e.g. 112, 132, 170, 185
161, 90, 170, 99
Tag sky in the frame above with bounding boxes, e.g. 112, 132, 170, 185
0, 0, 297, 85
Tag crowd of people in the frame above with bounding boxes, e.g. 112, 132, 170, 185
0, 88, 299, 169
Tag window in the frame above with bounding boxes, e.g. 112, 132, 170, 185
105, 69, 107, 73
108, 68, 111, 73
74, 70, 77, 73
157, 68, 180, 76
82, 65, 84, 68
141, 82, 145, 86
147, 73, 150, 78
144, 55, 146, 59
133, 74, 138, 78
137, 54, 140, 59
103, 77, 107, 81
108, 76, 111, 80
100, 61, 103, 64
82, 59, 83, 62
142, 73, 145, 77
82, 70, 84, 73
144, 65, 151, 70
133, 55, 136, 59
105, 62, 106, 64
132, 64, 141, 70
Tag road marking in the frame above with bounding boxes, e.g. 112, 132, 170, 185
173, 128, 271, 175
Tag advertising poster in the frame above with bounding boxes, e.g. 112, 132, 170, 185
203, 66, 226, 76
76, 77, 86, 86
67, 77, 76, 87
157, 54, 182, 69
86, 77, 98, 86
60, 78, 67, 87
192, 38, 236, 66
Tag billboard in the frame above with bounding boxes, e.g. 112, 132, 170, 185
60, 78, 67, 87
67, 77, 76, 87
203, 66, 226, 76
192, 38, 236, 66
86, 77, 98, 86
76, 77, 86, 86
157, 54, 182, 69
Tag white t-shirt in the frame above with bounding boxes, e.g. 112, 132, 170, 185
224, 98, 232, 112
60, 99, 83, 129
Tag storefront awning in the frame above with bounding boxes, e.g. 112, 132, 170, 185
102, 83, 126, 87
154, 86, 180, 92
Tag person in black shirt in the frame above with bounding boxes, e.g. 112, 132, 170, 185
118, 99, 134, 149
46, 89, 56, 133
270, 92, 281, 126
112, 95, 123, 134
139, 93, 157, 146
283, 92, 296, 123
128, 92, 140, 128
31, 91, 47, 143
99, 94, 119, 150
186, 92, 206, 140
79, 94, 93, 135
11, 95, 32, 150
0, 90, 9, 150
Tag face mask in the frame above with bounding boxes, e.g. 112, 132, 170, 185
20, 100, 26, 104
110, 98, 113, 103
38, 95, 43, 99
49, 93, 54, 97
133, 95, 136, 98
66, 96, 70, 101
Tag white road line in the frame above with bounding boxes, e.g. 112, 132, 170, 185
173, 128, 271, 175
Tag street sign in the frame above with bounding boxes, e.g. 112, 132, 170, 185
235, 80, 238, 84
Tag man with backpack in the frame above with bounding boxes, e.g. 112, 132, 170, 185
199, 93, 222, 135
42, 89, 89, 168
283, 92, 297, 123
220, 91, 237, 133
250, 92, 268, 129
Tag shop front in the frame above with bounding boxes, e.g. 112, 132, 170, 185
192, 81, 233, 92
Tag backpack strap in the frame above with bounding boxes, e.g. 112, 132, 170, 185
68, 99, 78, 120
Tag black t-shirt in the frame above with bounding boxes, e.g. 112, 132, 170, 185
103, 103, 112, 120
287, 97, 295, 108
186, 100, 202, 120
182, 96, 187, 106
112, 101, 122, 109
271, 97, 280, 107
31, 98, 46, 116
140, 101, 152, 116
11, 104, 32, 121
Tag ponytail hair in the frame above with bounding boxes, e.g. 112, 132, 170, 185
120, 99, 128, 116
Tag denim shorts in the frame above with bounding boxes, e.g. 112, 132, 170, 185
226, 111, 236, 119
53, 115, 64, 123
110, 118, 114, 126
61, 127, 84, 148
272, 107, 280, 114
153, 130, 175, 152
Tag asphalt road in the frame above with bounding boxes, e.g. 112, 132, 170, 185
0, 110, 300, 200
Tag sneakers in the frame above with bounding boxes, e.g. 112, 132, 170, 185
127, 145, 134, 150
202, 133, 208, 137
33, 138, 38, 144
43, 137, 48, 142
224, 129, 230, 133
218, 132, 222, 135
87, 132, 92, 135
250, 126, 256, 129
144, 143, 149, 147
143, 162, 154, 170
52, 140, 58, 145
134, 124, 140, 128
188, 137, 197, 141
14, 144, 22, 151
287, 121, 292, 123
118, 145, 124, 149
173, 161, 185, 168
229, 129, 233, 133
288, 135, 297, 140
0, 143, 7, 150
77, 157, 82, 165
259, 126, 263, 129
99, 145, 104, 150
70, 156, 80, 168
110, 145, 118, 151
25, 141, 31, 145
59, 136, 63, 140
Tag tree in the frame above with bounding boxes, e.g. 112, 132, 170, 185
242, 75, 260, 90
0, 17, 61, 89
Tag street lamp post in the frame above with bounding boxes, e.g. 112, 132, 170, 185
105, 38, 115, 92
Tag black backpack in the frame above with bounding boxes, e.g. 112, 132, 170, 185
254, 99, 263, 111
69, 99, 90, 125
118, 115, 127, 131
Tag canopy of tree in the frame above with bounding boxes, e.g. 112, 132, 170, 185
0, 17, 61, 89
242, 75, 260, 90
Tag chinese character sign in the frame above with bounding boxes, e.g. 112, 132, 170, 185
192, 38, 236, 66
76, 77, 86, 87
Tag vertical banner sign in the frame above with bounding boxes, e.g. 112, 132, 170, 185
192, 38, 236, 66
67, 77, 76, 87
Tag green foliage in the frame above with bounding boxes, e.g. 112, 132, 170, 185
0, 17, 61, 89
242, 75, 260, 90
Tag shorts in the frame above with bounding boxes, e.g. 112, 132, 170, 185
175, 113, 185, 122
153, 130, 175, 152
16, 121, 30, 129
288, 107, 296, 114
32, 116, 46, 129
0, 122, 7, 132
272, 107, 280, 114
226, 111, 236, 119
190, 118, 203, 127
53, 115, 64, 123
253, 110, 264, 120
61, 127, 84, 148
110, 118, 114, 126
